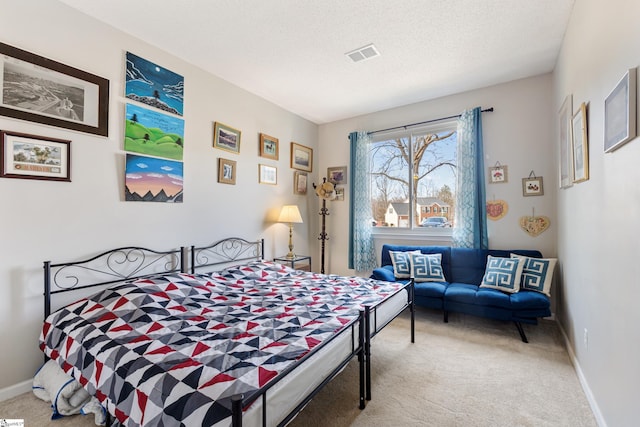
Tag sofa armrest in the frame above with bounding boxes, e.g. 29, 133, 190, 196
371, 265, 396, 282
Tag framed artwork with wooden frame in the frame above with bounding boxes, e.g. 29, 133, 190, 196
604, 68, 636, 153
218, 157, 236, 185
290, 142, 312, 172
488, 163, 508, 184
572, 102, 589, 183
558, 94, 573, 189
0, 42, 109, 136
1, 130, 71, 181
213, 121, 241, 154
327, 165, 347, 185
259, 133, 279, 160
522, 171, 544, 197
259, 164, 277, 185
294, 171, 307, 195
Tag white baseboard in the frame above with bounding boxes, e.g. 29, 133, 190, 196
557, 321, 607, 427
0, 379, 32, 402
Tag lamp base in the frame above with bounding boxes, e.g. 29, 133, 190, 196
284, 252, 296, 259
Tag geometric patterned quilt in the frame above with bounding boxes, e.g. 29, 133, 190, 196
40, 261, 404, 426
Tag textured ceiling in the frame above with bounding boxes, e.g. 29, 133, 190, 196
58, 0, 575, 124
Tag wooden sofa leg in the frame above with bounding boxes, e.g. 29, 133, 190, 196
444, 311, 448, 323
514, 322, 528, 343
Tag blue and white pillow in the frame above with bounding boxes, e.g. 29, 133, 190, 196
480, 255, 524, 294
409, 253, 446, 282
511, 254, 557, 296
389, 250, 420, 279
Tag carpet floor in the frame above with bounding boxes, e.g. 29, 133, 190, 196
0, 308, 597, 426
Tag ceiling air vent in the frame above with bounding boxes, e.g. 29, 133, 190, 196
345, 43, 380, 63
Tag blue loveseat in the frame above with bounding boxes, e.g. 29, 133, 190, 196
370, 245, 552, 342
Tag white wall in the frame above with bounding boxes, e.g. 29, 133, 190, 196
318, 74, 558, 277
0, 0, 318, 392
554, 0, 640, 425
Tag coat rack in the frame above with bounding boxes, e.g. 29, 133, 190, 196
313, 178, 336, 274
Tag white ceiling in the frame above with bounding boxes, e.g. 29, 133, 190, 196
58, 0, 575, 124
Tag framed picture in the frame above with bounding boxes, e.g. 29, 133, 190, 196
522, 175, 544, 197
558, 94, 573, 189
259, 133, 279, 160
290, 142, 312, 172
294, 171, 307, 195
125, 153, 183, 202
488, 164, 508, 183
327, 165, 347, 185
334, 187, 345, 201
259, 164, 277, 185
572, 102, 589, 183
218, 158, 236, 185
0, 42, 109, 136
604, 68, 636, 153
213, 122, 241, 154
125, 103, 184, 161
1, 130, 70, 181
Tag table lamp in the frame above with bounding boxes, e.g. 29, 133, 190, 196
278, 205, 303, 259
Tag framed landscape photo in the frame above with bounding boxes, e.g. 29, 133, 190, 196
213, 121, 241, 154
294, 171, 307, 195
572, 102, 589, 183
604, 68, 636, 153
327, 166, 347, 185
1, 130, 71, 181
290, 142, 312, 172
558, 94, 573, 189
259, 164, 277, 185
218, 158, 236, 185
0, 42, 109, 136
259, 133, 279, 160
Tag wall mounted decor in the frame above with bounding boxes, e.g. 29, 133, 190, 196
522, 171, 544, 196
488, 162, 508, 183
125, 153, 183, 202
213, 122, 241, 154
294, 171, 307, 195
1, 130, 70, 181
572, 102, 589, 183
558, 94, 573, 189
327, 165, 347, 185
218, 158, 236, 185
125, 51, 184, 116
290, 142, 312, 172
334, 187, 345, 201
0, 42, 109, 136
259, 133, 279, 160
519, 215, 550, 237
258, 164, 277, 185
124, 103, 184, 161
604, 68, 636, 153
486, 199, 508, 220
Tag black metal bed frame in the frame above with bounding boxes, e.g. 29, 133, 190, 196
42, 237, 415, 427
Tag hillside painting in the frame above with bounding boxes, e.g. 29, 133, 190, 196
125, 103, 184, 161
125, 153, 183, 203
125, 51, 184, 116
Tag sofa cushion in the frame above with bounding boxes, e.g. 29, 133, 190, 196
414, 281, 448, 298
409, 252, 446, 282
511, 254, 557, 296
479, 255, 524, 294
444, 282, 479, 305
370, 265, 397, 282
509, 290, 551, 310
389, 250, 420, 278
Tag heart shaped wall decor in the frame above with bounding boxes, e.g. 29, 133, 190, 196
486, 200, 508, 221
519, 215, 550, 237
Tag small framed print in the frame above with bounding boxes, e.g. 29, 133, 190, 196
334, 187, 344, 201
558, 94, 573, 189
290, 142, 312, 172
327, 165, 347, 185
1, 130, 71, 181
259, 164, 277, 185
213, 121, 241, 154
572, 103, 589, 183
259, 133, 279, 160
488, 164, 508, 183
604, 68, 636, 153
294, 171, 307, 195
522, 176, 544, 197
218, 157, 236, 185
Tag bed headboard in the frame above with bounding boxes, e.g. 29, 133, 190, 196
44, 246, 186, 318
190, 237, 264, 274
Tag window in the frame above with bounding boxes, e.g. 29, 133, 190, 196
369, 122, 457, 230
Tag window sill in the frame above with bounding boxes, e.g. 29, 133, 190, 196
370, 227, 453, 243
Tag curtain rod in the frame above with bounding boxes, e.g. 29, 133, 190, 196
367, 107, 494, 136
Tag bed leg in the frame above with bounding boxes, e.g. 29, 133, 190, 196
231, 394, 244, 427
364, 305, 372, 401
444, 311, 449, 323
358, 310, 366, 409
514, 322, 528, 343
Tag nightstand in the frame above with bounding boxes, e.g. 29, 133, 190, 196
273, 255, 311, 272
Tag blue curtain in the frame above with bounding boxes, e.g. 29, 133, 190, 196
452, 107, 488, 249
348, 131, 377, 271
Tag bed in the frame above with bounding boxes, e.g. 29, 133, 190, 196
40, 237, 414, 426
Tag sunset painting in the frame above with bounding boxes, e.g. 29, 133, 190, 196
125, 153, 183, 202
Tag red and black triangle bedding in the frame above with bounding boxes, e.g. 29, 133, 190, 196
40, 261, 405, 426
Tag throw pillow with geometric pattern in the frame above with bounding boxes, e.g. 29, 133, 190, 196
510, 254, 557, 296
389, 250, 420, 279
480, 255, 524, 294
409, 252, 446, 282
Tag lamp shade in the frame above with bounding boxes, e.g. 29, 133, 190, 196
278, 205, 303, 223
